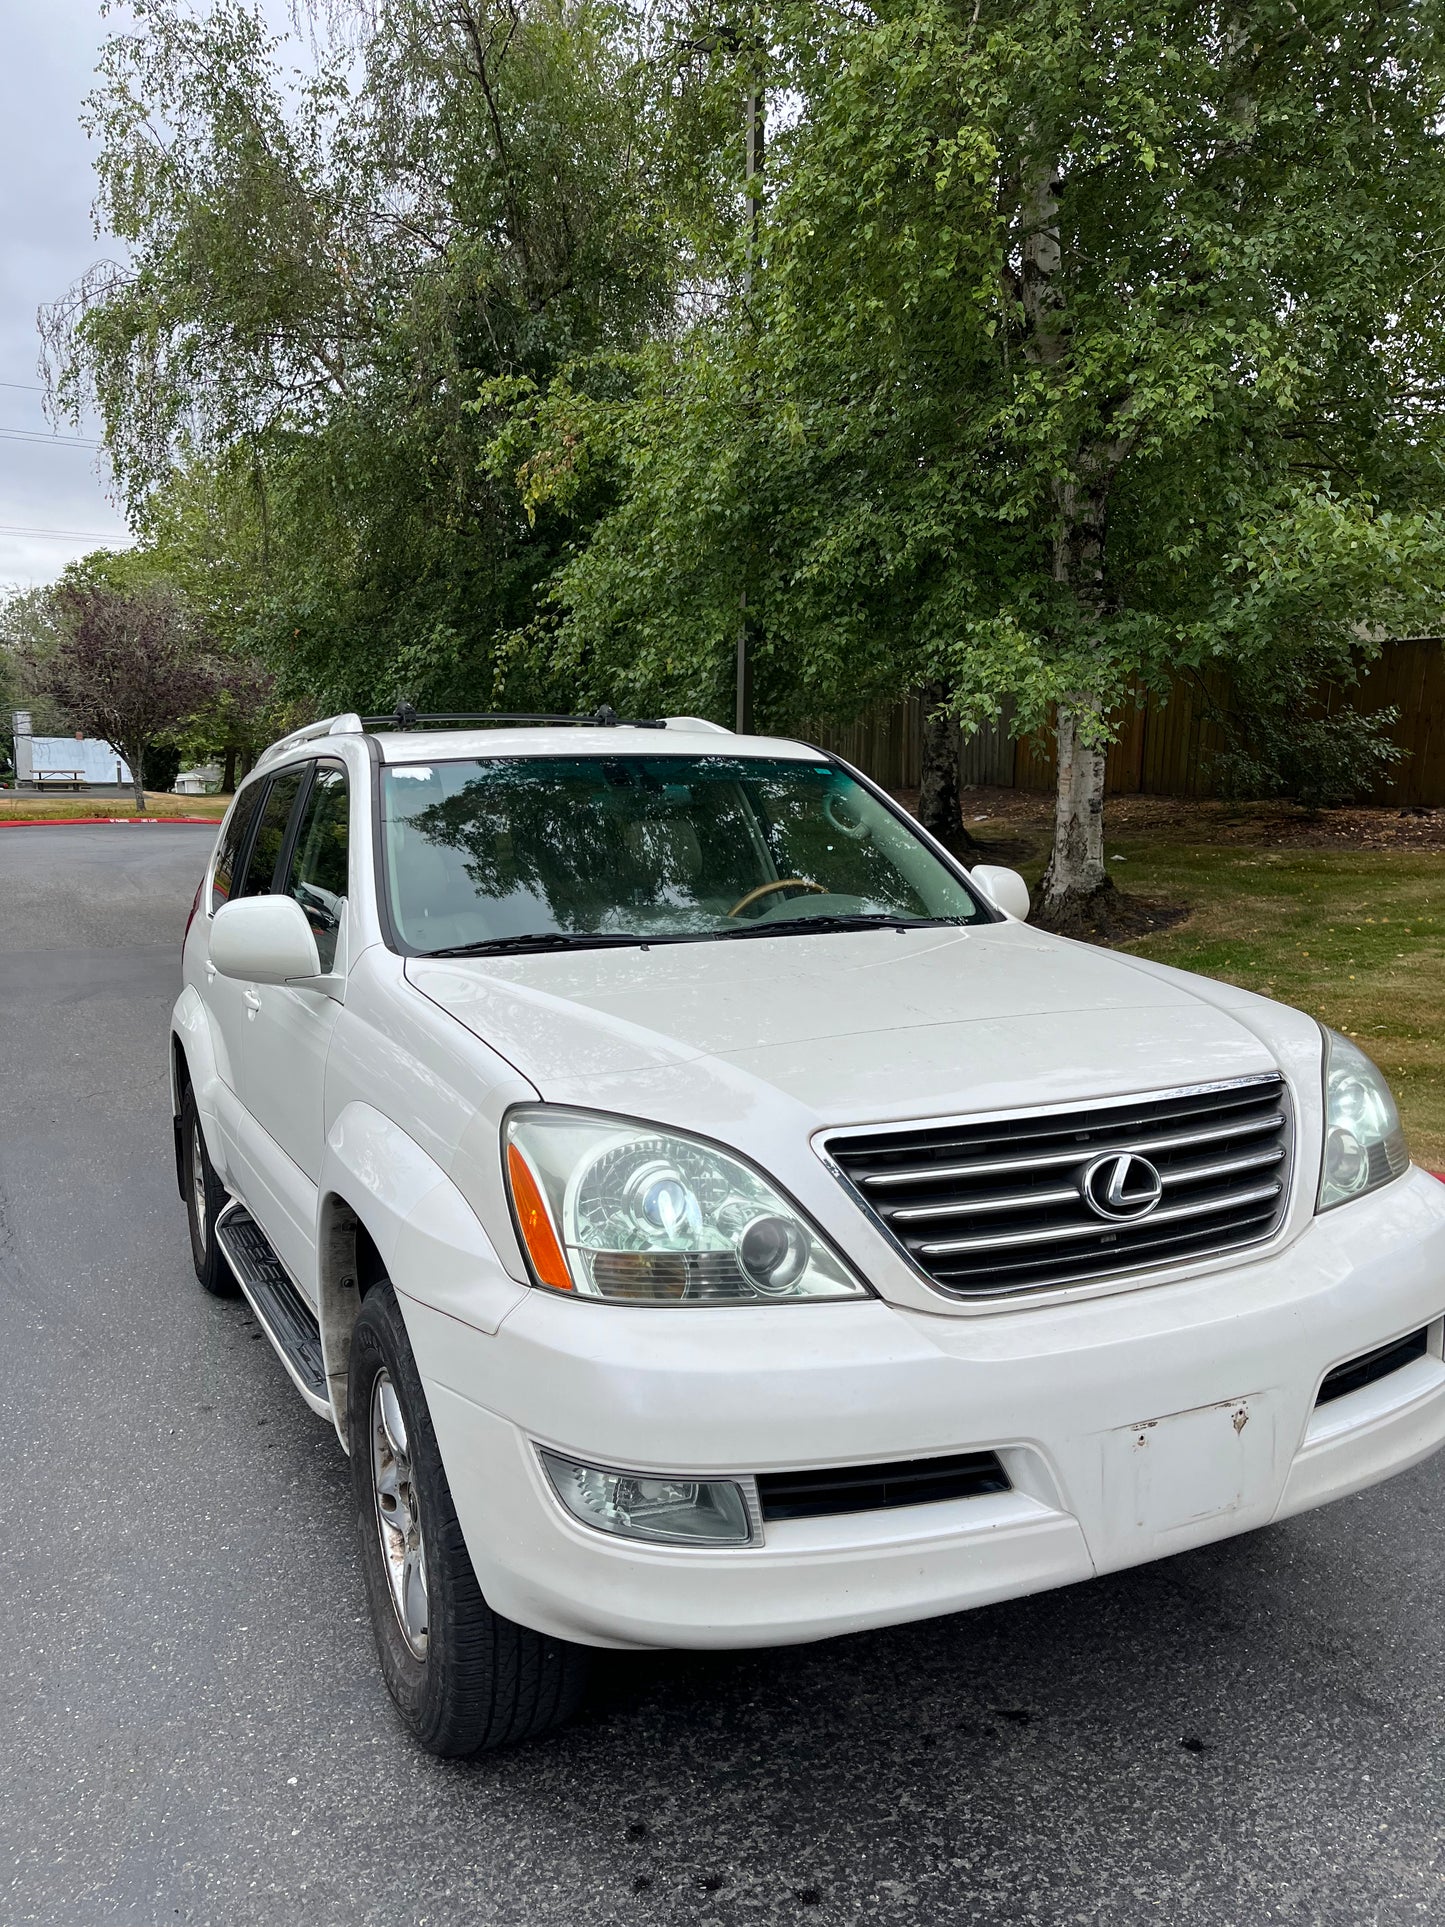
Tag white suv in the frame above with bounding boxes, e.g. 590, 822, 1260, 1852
171, 709, 1445, 1754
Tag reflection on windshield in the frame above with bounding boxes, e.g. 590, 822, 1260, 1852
381, 754, 984, 953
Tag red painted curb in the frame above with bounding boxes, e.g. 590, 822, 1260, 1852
0, 813, 218, 828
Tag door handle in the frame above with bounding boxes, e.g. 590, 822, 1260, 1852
243, 988, 262, 1014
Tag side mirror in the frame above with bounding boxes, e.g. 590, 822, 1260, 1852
970, 864, 1031, 922
210, 895, 323, 984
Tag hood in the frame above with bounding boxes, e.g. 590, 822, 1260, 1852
406, 921, 1282, 1127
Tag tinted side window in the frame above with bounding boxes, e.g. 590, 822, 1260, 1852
211, 783, 265, 915
285, 764, 349, 971
235, 769, 306, 900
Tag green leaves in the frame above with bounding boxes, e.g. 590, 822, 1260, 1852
47, 0, 1445, 772
45, 0, 702, 715
496, 0, 1445, 747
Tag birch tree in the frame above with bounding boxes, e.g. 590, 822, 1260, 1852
506, 0, 1445, 927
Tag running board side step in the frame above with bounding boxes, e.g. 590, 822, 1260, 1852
215, 1202, 330, 1414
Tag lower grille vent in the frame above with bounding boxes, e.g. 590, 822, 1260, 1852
756, 1451, 1009, 1522
1317, 1328, 1430, 1405
824, 1074, 1293, 1299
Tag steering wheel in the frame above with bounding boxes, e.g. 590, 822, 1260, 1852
823, 790, 868, 841
727, 878, 828, 919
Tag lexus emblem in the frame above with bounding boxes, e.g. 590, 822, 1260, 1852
1081, 1152, 1164, 1222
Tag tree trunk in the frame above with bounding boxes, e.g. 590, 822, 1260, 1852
917, 683, 977, 854
129, 743, 146, 816
1018, 152, 1126, 931
1036, 700, 1109, 928
221, 743, 237, 794
1035, 465, 1118, 932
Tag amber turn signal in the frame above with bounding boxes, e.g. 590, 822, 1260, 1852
506, 1141, 573, 1290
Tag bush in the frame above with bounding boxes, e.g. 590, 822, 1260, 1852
1210, 664, 1407, 810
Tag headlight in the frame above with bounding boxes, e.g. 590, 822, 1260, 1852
1317, 1027, 1410, 1211
503, 1106, 871, 1303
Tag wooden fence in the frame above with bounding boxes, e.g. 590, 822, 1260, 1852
809, 638, 1445, 807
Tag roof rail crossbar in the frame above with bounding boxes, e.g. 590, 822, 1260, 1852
360, 705, 667, 732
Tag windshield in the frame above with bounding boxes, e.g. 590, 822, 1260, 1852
380, 753, 987, 954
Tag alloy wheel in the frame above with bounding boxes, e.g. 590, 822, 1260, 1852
190, 1120, 209, 1245
370, 1369, 429, 1658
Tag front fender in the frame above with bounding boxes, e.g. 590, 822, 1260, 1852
318, 1102, 531, 1441
171, 985, 227, 1178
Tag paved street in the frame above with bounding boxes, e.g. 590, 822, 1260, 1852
2, 823, 1443, 1926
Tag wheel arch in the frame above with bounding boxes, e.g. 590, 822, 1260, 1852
170, 988, 226, 1199
170, 1033, 191, 1198
317, 1103, 528, 1449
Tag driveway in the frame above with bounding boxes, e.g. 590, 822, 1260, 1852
2, 824, 1442, 1925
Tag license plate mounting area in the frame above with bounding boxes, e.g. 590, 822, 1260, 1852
1095, 1393, 1278, 1566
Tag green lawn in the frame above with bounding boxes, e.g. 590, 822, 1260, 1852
0, 791, 230, 822
1018, 840, 1445, 1171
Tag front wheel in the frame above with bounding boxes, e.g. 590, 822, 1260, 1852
181, 1088, 235, 1297
348, 1282, 590, 1755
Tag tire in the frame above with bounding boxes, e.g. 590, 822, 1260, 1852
348, 1281, 591, 1756
181, 1087, 236, 1297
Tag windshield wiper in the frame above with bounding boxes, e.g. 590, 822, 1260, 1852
423, 931, 678, 958
422, 914, 975, 958
715, 913, 965, 940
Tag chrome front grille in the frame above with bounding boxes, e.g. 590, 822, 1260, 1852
823, 1075, 1293, 1299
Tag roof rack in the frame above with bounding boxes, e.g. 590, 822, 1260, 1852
253, 703, 736, 770
254, 712, 365, 768
361, 703, 666, 732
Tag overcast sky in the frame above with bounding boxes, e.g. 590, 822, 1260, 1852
0, 0, 134, 586
0, 1, 307, 591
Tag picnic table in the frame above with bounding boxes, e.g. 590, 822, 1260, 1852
33, 770, 87, 790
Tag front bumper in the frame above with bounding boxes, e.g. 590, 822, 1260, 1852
402, 1168, 1445, 1650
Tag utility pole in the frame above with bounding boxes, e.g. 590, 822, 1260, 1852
736, 80, 764, 735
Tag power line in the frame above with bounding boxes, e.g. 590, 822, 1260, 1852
0, 523, 132, 542
0, 380, 46, 393
0, 428, 101, 449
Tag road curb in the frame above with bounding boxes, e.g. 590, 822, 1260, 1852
0, 814, 219, 828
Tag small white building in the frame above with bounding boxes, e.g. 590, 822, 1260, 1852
15, 728, 131, 786
174, 764, 222, 795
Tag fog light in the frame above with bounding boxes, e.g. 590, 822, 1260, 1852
538, 1448, 757, 1545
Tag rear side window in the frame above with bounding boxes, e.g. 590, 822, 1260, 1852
284, 764, 349, 971
235, 769, 306, 900
210, 783, 265, 915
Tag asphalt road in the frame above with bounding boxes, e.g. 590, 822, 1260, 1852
3, 823, 1444, 1927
